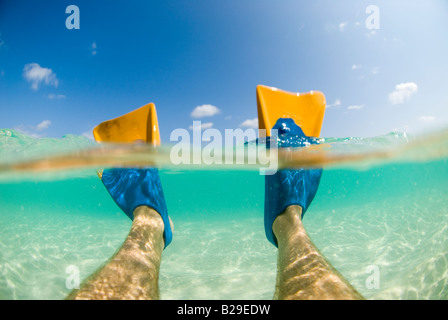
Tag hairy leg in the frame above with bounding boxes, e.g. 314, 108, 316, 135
67, 206, 165, 300
273, 205, 364, 300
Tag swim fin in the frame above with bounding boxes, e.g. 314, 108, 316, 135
264, 118, 323, 247
93, 103, 161, 145
257, 85, 326, 247
256, 85, 325, 138
93, 103, 172, 248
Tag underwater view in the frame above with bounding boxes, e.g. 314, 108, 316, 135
0, 127, 447, 300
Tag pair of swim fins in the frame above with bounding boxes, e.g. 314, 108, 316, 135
93, 85, 326, 248
93, 85, 325, 143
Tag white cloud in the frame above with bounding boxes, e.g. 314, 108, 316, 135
372, 66, 380, 75
82, 130, 95, 140
347, 104, 364, 110
15, 120, 52, 137
91, 42, 97, 55
388, 82, 418, 105
351, 64, 361, 70
0, 32, 4, 50
190, 104, 221, 118
188, 122, 214, 130
339, 22, 348, 32
240, 118, 258, 129
326, 99, 341, 108
36, 120, 52, 131
419, 116, 436, 122
365, 30, 377, 38
15, 124, 42, 138
48, 93, 66, 100
201, 122, 214, 130
23, 63, 59, 91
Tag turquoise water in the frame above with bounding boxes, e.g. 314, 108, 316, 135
0, 129, 447, 299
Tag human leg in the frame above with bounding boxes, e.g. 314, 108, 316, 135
264, 118, 362, 299
67, 167, 172, 299
67, 206, 165, 300
272, 205, 363, 300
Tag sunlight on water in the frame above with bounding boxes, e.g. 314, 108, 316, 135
0, 128, 447, 299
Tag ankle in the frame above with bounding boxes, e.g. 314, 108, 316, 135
272, 205, 303, 244
133, 206, 164, 228
130, 206, 166, 249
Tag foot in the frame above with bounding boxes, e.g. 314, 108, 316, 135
101, 168, 173, 248
264, 118, 322, 247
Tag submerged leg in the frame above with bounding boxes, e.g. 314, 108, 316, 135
272, 205, 363, 300
66, 206, 165, 300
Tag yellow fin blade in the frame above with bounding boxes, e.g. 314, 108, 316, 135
93, 103, 161, 145
256, 85, 326, 137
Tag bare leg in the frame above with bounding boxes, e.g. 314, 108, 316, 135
273, 205, 364, 300
66, 206, 165, 300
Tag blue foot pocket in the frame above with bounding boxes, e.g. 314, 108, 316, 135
264, 118, 323, 247
101, 168, 173, 248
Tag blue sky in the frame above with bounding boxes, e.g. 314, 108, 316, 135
0, 0, 447, 141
